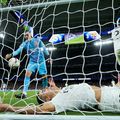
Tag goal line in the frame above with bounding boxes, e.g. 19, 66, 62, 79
0, 114, 120, 120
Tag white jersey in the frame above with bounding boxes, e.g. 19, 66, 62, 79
112, 27, 120, 65
51, 83, 97, 113
98, 86, 120, 112
112, 27, 120, 52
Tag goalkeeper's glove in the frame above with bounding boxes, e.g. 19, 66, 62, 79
5, 54, 12, 60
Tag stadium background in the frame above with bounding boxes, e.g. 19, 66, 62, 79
0, 0, 120, 90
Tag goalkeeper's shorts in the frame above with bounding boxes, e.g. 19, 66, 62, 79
26, 61, 47, 75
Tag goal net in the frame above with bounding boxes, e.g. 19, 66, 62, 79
0, 0, 120, 119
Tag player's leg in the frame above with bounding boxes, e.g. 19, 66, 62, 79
115, 74, 120, 87
37, 74, 48, 92
0, 102, 55, 114
15, 62, 36, 98
15, 70, 32, 99
42, 75, 48, 90
38, 62, 48, 91
23, 62, 37, 94
112, 74, 120, 87
115, 50, 120, 65
22, 70, 32, 95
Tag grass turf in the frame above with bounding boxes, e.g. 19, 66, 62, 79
0, 90, 38, 107
0, 91, 120, 116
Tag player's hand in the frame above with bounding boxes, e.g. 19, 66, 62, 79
47, 58, 52, 64
5, 54, 12, 60
48, 78, 56, 87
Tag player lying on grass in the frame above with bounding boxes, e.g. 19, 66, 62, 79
36, 76, 61, 104
5, 31, 49, 99
0, 75, 120, 114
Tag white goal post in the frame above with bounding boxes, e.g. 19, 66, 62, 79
0, 115, 120, 120
0, 0, 95, 11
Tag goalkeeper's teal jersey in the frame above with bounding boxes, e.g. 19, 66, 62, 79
12, 37, 49, 63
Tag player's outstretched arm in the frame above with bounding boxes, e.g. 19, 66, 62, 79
5, 42, 26, 60
0, 102, 55, 114
12, 42, 26, 56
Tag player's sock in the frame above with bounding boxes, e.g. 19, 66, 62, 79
111, 80, 115, 86
23, 92, 27, 95
23, 76, 30, 95
118, 74, 120, 82
42, 77, 48, 89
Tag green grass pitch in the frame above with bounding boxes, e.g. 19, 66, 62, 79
0, 90, 38, 107
0, 90, 120, 116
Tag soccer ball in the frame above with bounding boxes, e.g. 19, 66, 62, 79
8, 58, 20, 69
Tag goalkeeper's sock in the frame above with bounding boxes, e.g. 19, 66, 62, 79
42, 77, 48, 89
23, 76, 30, 95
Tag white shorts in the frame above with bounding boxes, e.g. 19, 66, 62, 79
51, 83, 97, 113
98, 86, 120, 112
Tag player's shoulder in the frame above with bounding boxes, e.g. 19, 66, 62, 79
33, 36, 42, 40
32, 36, 42, 44
21, 40, 27, 45
19, 41, 27, 48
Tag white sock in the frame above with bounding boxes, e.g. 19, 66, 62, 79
23, 92, 27, 95
111, 80, 115, 86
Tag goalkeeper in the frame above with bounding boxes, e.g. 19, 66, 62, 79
5, 31, 49, 99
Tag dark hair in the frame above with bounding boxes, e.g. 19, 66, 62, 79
36, 93, 44, 104
25, 31, 30, 34
47, 75, 53, 79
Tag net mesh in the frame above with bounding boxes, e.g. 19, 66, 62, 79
0, 0, 120, 119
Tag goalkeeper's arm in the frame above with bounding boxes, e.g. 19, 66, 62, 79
40, 40, 52, 63
5, 42, 25, 60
